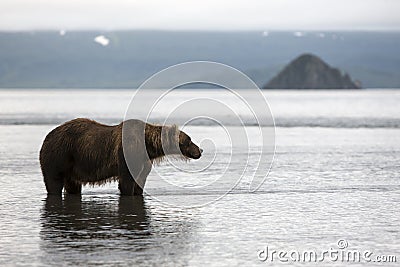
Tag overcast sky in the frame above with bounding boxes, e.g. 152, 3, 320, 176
0, 0, 399, 31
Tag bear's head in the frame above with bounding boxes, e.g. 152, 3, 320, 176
159, 125, 202, 160
178, 131, 202, 159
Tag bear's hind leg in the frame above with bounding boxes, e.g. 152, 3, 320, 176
43, 170, 64, 195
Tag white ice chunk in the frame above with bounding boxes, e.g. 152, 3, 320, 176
294, 31, 304, 37
94, 35, 110, 46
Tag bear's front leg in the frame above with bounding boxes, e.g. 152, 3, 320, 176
133, 160, 152, 195
118, 175, 135, 196
118, 162, 141, 196
64, 179, 82, 194
118, 148, 144, 196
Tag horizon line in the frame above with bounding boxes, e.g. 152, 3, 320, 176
1, 29, 400, 33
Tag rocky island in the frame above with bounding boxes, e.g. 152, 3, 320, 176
264, 54, 361, 89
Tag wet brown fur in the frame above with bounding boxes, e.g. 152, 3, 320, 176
39, 118, 201, 196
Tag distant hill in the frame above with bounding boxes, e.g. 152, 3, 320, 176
264, 54, 361, 89
0, 31, 399, 88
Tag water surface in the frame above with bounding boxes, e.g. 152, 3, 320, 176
0, 89, 399, 266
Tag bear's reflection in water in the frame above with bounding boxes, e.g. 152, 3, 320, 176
42, 195, 150, 238
40, 194, 195, 265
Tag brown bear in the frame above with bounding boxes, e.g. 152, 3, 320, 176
39, 118, 202, 196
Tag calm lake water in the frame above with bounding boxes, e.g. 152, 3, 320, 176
0, 89, 399, 266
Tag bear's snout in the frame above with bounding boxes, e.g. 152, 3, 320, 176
190, 145, 202, 159
189, 143, 202, 159
180, 142, 202, 159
